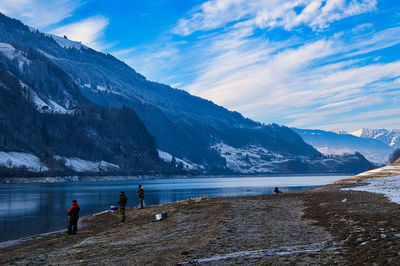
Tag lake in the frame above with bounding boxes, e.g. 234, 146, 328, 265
0, 175, 346, 243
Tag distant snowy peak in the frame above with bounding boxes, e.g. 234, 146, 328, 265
331, 129, 348, 135
350, 128, 400, 148
294, 128, 393, 164
350, 128, 364, 137
350, 128, 386, 138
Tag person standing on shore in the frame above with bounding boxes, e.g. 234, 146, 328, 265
67, 200, 80, 235
117, 191, 128, 222
136, 185, 144, 209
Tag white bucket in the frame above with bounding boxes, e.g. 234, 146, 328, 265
155, 213, 162, 220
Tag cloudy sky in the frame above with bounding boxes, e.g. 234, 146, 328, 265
1, 0, 399, 131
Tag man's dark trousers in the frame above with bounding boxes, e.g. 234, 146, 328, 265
68, 216, 79, 235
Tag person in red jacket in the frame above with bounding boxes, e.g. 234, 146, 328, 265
67, 200, 80, 235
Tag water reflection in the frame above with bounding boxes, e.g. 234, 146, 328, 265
0, 175, 344, 242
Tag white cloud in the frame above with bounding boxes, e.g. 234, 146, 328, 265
0, 0, 81, 28
102, 0, 397, 131
172, 0, 377, 35
176, 24, 400, 130
110, 47, 137, 58
50, 16, 110, 51
0, 0, 112, 51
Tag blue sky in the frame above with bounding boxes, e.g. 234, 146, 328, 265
1, 0, 400, 131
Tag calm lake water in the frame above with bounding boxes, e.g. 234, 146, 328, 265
0, 175, 346, 243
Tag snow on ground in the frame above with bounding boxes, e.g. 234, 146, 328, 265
28, 89, 69, 114
0, 152, 48, 172
18, 81, 70, 114
157, 150, 200, 170
0, 42, 31, 69
53, 156, 119, 172
211, 142, 281, 173
46, 99, 68, 113
193, 242, 336, 263
0, 42, 16, 59
96, 85, 107, 91
354, 165, 400, 177
342, 176, 400, 204
30, 91, 49, 110
50, 35, 86, 50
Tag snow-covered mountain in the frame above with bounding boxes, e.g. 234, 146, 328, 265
0, 13, 373, 175
350, 128, 400, 148
294, 128, 393, 164
0, 14, 162, 175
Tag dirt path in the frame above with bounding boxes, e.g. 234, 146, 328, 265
182, 194, 342, 265
1, 184, 399, 265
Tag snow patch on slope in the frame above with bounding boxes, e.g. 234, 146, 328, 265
96, 85, 107, 91
211, 142, 282, 173
25, 85, 69, 114
342, 176, 400, 204
0, 152, 48, 172
50, 35, 86, 50
353, 165, 400, 177
46, 99, 68, 113
157, 150, 200, 170
53, 156, 119, 172
0, 42, 31, 69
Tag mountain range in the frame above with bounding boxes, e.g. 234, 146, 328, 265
294, 128, 394, 164
350, 129, 400, 149
0, 13, 372, 176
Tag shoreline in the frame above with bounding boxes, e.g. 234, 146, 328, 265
1, 167, 399, 264
0, 216, 89, 249
0, 172, 353, 184
0, 176, 340, 245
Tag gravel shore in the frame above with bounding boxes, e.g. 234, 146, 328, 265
1, 172, 400, 265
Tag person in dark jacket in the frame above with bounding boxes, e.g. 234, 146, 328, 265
117, 191, 128, 222
136, 184, 144, 208
67, 200, 80, 235
274, 187, 282, 194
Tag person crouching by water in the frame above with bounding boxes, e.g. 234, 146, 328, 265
118, 191, 128, 222
67, 200, 80, 235
136, 184, 144, 209
274, 187, 282, 194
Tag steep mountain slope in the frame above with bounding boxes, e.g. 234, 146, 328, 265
0, 17, 162, 175
0, 13, 373, 174
350, 128, 400, 149
0, 74, 160, 173
294, 128, 393, 164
